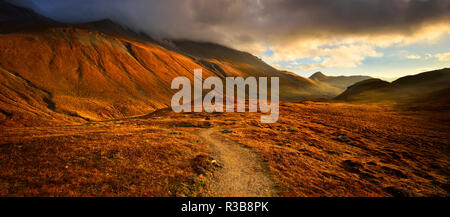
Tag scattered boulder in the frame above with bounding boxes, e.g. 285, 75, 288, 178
191, 154, 215, 175
222, 129, 233, 133
167, 131, 182, 135
172, 122, 195, 128
383, 187, 413, 197
205, 117, 211, 120
288, 128, 299, 132
341, 160, 364, 173
201, 122, 212, 128
367, 161, 377, 166
337, 135, 351, 143
211, 159, 222, 168
381, 166, 408, 179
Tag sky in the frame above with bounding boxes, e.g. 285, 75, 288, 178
8, 0, 450, 79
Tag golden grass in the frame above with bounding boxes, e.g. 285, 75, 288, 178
0, 118, 214, 196
213, 102, 450, 196
0, 101, 448, 196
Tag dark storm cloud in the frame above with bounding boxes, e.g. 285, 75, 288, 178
7, 0, 450, 47
261, 0, 450, 34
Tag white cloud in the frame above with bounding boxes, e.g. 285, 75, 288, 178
262, 23, 450, 71
435, 52, 450, 61
406, 55, 421, 59
263, 39, 384, 70
424, 53, 434, 60
312, 56, 322, 62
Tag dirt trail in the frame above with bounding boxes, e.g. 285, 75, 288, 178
198, 128, 278, 197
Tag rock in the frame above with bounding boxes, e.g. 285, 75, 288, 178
341, 160, 364, 173
211, 160, 222, 168
167, 131, 182, 135
367, 161, 377, 166
288, 128, 298, 132
381, 166, 408, 178
337, 135, 351, 142
191, 154, 214, 174
222, 129, 233, 133
383, 187, 413, 197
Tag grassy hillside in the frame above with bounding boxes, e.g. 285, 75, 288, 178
335, 68, 450, 104
0, 2, 340, 126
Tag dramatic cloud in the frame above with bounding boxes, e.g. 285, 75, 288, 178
7, 0, 450, 73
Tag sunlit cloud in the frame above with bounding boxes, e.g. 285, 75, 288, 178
262, 22, 450, 73
406, 55, 421, 59
9, 0, 450, 77
435, 52, 450, 61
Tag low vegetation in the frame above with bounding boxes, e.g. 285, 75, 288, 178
1, 101, 448, 196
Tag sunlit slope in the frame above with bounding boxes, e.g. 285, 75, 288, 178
335, 68, 450, 104
172, 40, 340, 100
0, 25, 220, 124
0, 2, 340, 125
0, 27, 336, 124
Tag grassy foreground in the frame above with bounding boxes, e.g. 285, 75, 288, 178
0, 101, 448, 196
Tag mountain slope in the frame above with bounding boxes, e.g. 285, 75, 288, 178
0, 2, 338, 125
0, 26, 210, 124
334, 79, 391, 101
171, 40, 339, 100
310, 71, 373, 91
334, 68, 450, 104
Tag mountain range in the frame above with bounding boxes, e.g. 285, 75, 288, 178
0, 1, 448, 125
335, 68, 450, 106
0, 1, 340, 124
309, 71, 373, 91
1, 0, 449, 198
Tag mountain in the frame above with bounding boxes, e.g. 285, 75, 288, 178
0, 0, 43, 22
334, 68, 450, 104
171, 40, 340, 100
309, 71, 328, 81
0, 1, 338, 125
0, 0, 56, 33
309, 71, 373, 91
334, 79, 391, 101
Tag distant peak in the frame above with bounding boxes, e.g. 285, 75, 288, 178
310, 71, 328, 80
0, 0, 48, 22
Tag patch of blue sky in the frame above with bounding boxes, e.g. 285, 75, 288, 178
291, 35, 449, 78
262, 47, 274, 57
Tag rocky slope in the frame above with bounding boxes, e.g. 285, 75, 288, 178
0, 1, 338, 125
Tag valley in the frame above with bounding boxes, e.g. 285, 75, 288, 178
0, 1, 449, 198
1, 102, 448, 196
